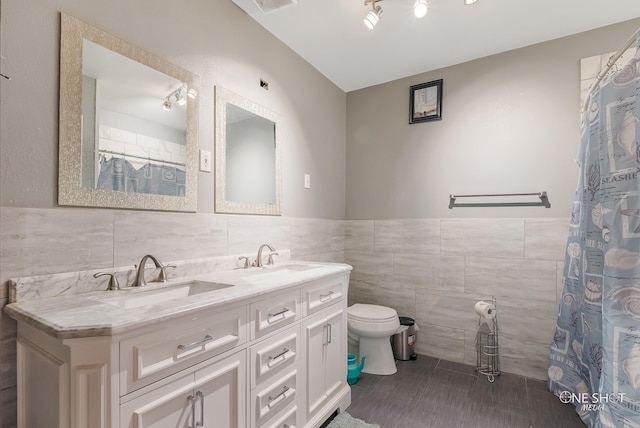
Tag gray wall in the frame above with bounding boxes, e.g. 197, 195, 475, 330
0, 0, 347, 219
345, 18, 640, 219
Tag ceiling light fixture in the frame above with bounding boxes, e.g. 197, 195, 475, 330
414, 0, 428, 18
464, 0, 478, 4
163, 86, 193, 110
366, 0, 458, 28
363, 1, 383, 29
174, 89, 187, 106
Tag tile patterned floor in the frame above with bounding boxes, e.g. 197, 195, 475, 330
345, 355, 585, 428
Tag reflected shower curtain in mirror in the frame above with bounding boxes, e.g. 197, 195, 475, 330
549, 36, 640, 427
96, 157, 186, 196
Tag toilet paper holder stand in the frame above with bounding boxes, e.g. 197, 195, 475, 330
475, 297, 500, 382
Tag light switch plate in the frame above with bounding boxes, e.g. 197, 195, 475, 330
304, 174, 311, 189
199, 150, 212, 172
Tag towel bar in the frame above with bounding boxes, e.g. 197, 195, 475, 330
448, 192, 550, 209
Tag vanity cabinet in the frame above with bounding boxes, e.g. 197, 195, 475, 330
120, 349, 246, 428
303, 305, 346, 422
11, 269, 350, 428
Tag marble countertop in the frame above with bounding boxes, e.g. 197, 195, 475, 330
5, 261, 351, 340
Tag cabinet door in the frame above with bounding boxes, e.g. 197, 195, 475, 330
195, 350, 246, 428
303, 314, 329, 419
120, 373, 194, 428
323, 307, 345, 399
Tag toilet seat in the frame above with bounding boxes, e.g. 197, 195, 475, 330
347, 303, 398, 323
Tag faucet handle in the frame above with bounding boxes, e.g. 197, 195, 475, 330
93, 272, 120, 291
157, 263, 176, 282
238, 256, 251, 269
267, 252, 279, 265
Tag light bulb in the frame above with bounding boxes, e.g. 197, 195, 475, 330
414, 0, 428, 18
187, 88, 198, 99
364, 5, 382, 29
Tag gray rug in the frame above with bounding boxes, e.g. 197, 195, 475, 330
327, 412, 380, 428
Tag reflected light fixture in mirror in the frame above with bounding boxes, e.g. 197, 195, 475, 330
414, 0, 428, 18
58, 13, 199, 212
214, 86, 282, 216
364, 1, 383, 29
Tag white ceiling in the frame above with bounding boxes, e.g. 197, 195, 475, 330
230, 0, 640, 92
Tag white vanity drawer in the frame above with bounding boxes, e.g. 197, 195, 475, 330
303, 277, 345, 316
120, 305, 247, 394
250, 326, 299, 388
253, 369, 297, 428
262, 404, 298, 428
251, 290, 300, 339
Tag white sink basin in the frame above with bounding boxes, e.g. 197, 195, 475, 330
98, 280, 234, 309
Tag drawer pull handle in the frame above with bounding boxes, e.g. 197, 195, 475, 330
268, 385, 290, 407
178, 335, 213, 351
187, 395, 197, 428
267, 308, 290, 323
319, 291, 334, 302
196, 391, 204, 427
268, 348, 290, 366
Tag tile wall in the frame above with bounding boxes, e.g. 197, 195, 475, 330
0, 208, 570, 426
0, 206, 345, 428
345, 218, 570, 381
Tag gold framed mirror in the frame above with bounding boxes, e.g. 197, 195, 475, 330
215, 86, 282, 215
58, 13, 199, 212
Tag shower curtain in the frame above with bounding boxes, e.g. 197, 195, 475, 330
549, 35, 640, 427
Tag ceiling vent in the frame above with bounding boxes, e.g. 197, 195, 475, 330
254, 0, 297, 13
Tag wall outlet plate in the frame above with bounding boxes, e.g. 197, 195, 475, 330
199, 150, 212, 172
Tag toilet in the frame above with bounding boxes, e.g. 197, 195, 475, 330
347, 303, 400, 375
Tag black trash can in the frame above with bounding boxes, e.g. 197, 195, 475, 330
392, 316, 417, 361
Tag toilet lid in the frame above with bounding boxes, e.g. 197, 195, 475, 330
348, 304, 398, 322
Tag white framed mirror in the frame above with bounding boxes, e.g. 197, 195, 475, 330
58, 13, 199, 212
215, 86, 282, 215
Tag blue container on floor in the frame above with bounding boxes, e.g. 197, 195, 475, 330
347, 353, 366, 385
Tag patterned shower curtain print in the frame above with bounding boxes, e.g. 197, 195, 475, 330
96, 157, 186, 197
549, 36, 640, 427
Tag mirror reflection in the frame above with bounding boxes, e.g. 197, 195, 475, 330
215, 86, 282, 215
82, 40, 187, 196
58, 13, 198, 212
225, 104, 276, 204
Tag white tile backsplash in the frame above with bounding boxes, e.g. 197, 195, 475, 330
227, 216, 291, 255
465, 256, 557, 302
374, 219, 440, 254
290, 218, 344, 259
113, 211, 228, 266
415, 290, 485, 332
394, 254, 465, 293
0, 207, 114, 282
441, 218, 525, 258
524, 218, 570, 261
344, 220, 374, 252
415, 324, 465, 363
344, 251, 394, 289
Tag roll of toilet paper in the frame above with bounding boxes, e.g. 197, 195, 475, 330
474, 301, 496, 319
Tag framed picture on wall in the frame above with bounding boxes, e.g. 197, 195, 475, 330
409, 79, 443, 124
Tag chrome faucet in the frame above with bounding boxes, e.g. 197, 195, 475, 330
132, 255, 175, 287
254, 244, 277, 268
